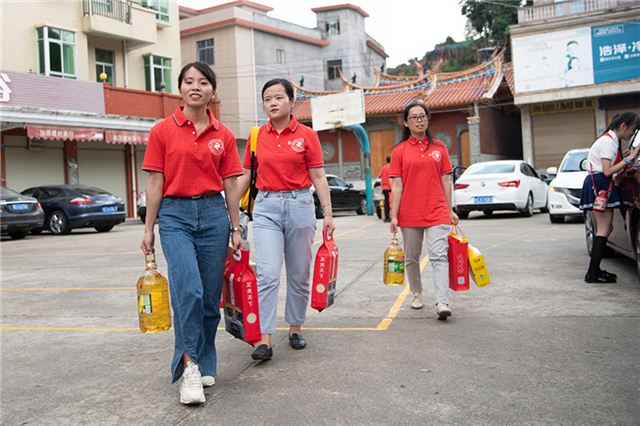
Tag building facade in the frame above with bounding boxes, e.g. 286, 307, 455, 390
179, 1, 388, 149
1, 0, 183, 217
510, 0, 640, 169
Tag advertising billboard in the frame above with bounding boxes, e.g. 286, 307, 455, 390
591, 19, 640, 84
512, 19, 640, 93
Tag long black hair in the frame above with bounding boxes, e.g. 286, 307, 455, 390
401, 101, 433, 146
261, 78, 294, 101
607, 112, 639, 132
178, 62, 217, 91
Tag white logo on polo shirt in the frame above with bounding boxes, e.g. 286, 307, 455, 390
290, 138, 305, 153
429, 150, 442, 161
208, 139, 224, 156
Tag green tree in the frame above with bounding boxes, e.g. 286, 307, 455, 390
460, 0, 521, 46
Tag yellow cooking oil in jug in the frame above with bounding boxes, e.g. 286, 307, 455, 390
137, 254, 172, 333
383, 232, 405, 286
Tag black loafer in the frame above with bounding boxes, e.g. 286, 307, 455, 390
599, 270, 617, 281
251, 344, 273, 360
289, 333, 306, 350
585, 272, 615, 284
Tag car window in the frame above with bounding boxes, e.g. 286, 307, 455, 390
524, 164, 539, 178
1, 187, 21, 198
35, 189, 52, 200
75, 186, 108, 196
326, 177, 338, 187
560, 151, 588, 172
465, 164, 515, 175
334, 177, 348, 188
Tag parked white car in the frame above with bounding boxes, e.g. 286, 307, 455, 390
454, 160, 548, 218
546, 149, 589, 224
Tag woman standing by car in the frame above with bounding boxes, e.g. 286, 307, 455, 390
389, 101, 458, 320
579, 112, 640, 283
237, 78, 334, 361
140, 62, 244, 405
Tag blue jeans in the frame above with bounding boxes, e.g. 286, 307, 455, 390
253, 189, 317, 334
158, 194, 229, 383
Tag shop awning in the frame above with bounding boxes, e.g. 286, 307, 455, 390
105, 130, 148, 145
27, 125, 104, 142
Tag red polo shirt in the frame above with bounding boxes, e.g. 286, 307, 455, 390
143, 107, 243, 197
389, 136, 453, 227
379, 164, 391, 190
243, 116, 324, 191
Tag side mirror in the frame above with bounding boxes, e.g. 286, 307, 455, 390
546, 167, 558, 176
347, 183, 354, 189
580, 159, 588, 172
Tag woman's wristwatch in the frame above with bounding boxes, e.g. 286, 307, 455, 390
623, 157, 633, 165
231, 226, 241, 233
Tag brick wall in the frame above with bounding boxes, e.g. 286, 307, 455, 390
430, 111, 469, 157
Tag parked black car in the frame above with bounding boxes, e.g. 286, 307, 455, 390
313, 174, 367, 218
21, 185, 126, 235
1, 187, 45, 239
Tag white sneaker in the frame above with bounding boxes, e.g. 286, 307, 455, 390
410, 293, 423, 309
180, 362, 206, 405
201, 376, 215, 387
436, 302, 452, 320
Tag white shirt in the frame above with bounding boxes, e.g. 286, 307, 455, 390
588, 130, 619, 173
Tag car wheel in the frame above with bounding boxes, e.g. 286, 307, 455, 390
549, 214, 564, 224
375, 205, 381, 219
483, 210, 493, 217
584, 212, 595, 256
48, 210, 71, 235
95, 225, 114, 233
520, 193, 534, 217
8, 231, 27, 240
356, 197, 367, 215
540, 200, 549, 213
139, 214, 146, 224
457, 210, 469, 219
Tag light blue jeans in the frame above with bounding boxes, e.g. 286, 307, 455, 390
158, 194, 229, 383
252, 189, 317, 334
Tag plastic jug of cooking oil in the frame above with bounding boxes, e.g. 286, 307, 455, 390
137, 253, 172, 333
383, 232, 405, 286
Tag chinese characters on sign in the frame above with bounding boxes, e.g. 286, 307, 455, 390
592, 20, 640, 84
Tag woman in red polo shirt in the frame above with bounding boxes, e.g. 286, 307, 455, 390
140, 62, 243, 405
238, 78, 335, 361
389, 101, 458, 320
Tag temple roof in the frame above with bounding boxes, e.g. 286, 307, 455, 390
292, 57, 513, 121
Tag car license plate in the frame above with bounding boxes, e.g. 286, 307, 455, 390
12, 203, 29, 211
474, 196, 493, 204
102, 206, 116, 213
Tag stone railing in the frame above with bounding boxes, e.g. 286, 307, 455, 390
517, 0, 639, 23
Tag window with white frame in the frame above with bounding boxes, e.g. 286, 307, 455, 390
327, 59, 342, 80
197, 39, 214, 65
144, 55, 172, 92
326, 17, 340, 35
95, 49, 115, 84
37, 26, 76, 79
276, 49, 285, 64
142, 0, 169, 22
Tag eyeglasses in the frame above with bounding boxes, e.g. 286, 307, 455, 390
407, 114, 428, 122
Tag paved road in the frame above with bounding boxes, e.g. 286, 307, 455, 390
1, 211, 639, 425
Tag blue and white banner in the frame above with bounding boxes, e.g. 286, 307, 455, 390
591, 19, 640, 84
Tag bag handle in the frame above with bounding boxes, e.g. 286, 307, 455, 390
323, 227, 333, 242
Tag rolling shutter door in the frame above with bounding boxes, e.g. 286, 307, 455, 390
532, 110, 595, 169
607, 108, 640, 127
77, 142, 128, 212
3, 136, 65, 192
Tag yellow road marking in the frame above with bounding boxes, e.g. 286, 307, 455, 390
376, 256, 430, 331
1, 287, 133, 292
312, 222, 373, 245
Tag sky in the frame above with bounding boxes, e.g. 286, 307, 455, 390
177, 0, 468, 68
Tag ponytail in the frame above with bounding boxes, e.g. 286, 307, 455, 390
607, 112, 639, 132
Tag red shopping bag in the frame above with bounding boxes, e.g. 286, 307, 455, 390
222, 248, 261, 345
311, 229, 339, 312
448, 226, 469, 292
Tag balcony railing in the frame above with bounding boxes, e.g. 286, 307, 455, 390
83, 0, 131, 24
517, 0, 640, 23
